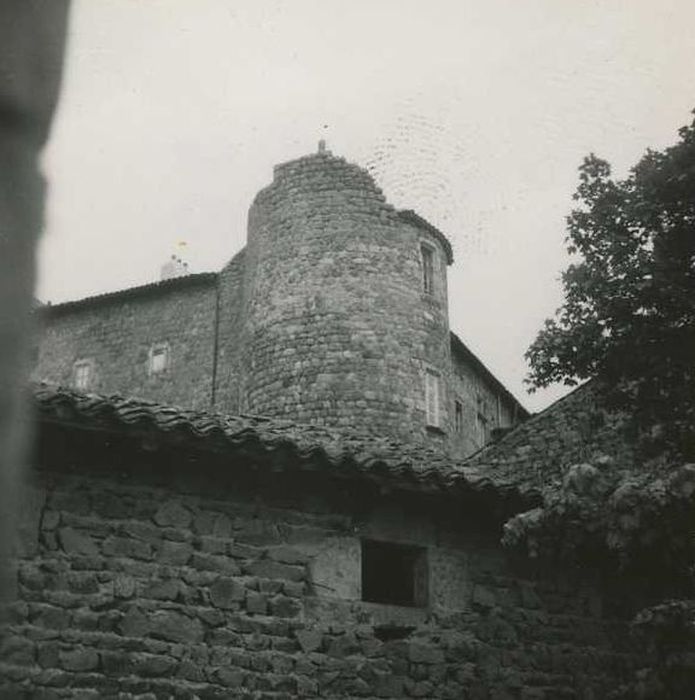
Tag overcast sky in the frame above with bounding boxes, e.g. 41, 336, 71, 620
38, 0, 695, 412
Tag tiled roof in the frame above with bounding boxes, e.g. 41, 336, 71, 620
33, 384, 540, 511
40, 272, 218, 315
465, 380, 637, 493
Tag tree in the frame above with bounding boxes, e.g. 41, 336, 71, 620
525, 115, 695, 458
517, 114, 695, 697
501, 455, 695, 700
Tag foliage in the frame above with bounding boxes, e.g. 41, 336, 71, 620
518, 113, 695, 697
525, 115, 695, 457
503, 459, 695, 699
612, 600, 695, 699
502, 459, 695, 589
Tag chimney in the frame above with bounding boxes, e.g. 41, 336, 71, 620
160, 254, 189, 281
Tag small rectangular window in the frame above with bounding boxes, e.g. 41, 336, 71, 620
149, 343, 169, 374
476, 413, 488, 444
420, 244, 434, 295
73, 360, 92, 390
455, 399, 463, 433
361, 539, 427, 607
425, 370, 440, 427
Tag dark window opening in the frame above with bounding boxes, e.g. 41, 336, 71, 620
421, 244, 434, 295
455, 399, 463, 433
374, 624, 416, 642
361, 539, 427, 607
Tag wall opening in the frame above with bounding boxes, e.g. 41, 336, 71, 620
374, 624, 416, 641
420, 243, 435, 295
476, 394, 489, 444
73, 359, 93, 390
148, 343, 170, 374
425, 369, 440, 427
361, 539, 428, 607
455, 399, 463, 433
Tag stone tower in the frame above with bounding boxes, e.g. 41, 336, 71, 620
236, 145, 454, 440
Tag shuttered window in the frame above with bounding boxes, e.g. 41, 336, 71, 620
73, 360, 92, 390
455, 399, 463, 433
149, 343, 169, 374
425, 370, 440, 427
421, 244, 434, 295
476, 394, 489, 444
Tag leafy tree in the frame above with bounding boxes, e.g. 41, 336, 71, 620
502, 459, 695, 596
502, 456, 695, 700
525, 114, 695, 457
518, 114, 695, 697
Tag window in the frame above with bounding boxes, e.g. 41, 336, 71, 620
476, 412, 488, 444
425, 370, 440, 427
361, 539, 427, 607
476, 394, 489, 444
455, 399, 464, 434
149, 343, 169, 374
420, 244, 434, 295
73, 360, 92, 390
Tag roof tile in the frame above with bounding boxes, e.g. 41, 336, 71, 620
33, 383, 540, 510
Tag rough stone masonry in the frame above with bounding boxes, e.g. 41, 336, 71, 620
0, 388, 642, 698
34, 147, 526, 459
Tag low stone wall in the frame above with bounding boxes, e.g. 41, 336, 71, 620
1, 446, 640, 699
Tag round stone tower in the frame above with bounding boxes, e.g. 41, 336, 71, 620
238, 145, 454, 440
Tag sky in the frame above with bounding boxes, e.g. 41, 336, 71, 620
38, 0, 695, 413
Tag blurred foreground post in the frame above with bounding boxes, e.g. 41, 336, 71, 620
0, 0, 70, 604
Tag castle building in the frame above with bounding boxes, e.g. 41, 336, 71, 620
34, 145, 527, 457
8, 147, 654, 699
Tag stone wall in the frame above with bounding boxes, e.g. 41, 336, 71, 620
32, 150, 527, 454
213, 249, 246, 412
468, 382, 637, 481
239, 151, 453, 441
34, 276, 218, 410
448, 338, 518, 457
1, 432, 640, 698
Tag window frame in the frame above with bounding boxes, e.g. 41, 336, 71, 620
361, 539, 428, 608
73, 359, 93, 391
148, 342, 170, 375
424, 369, 440, 427
420, 243, 435, 295
454, 398, 464, 434
476, 394, 489, 444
